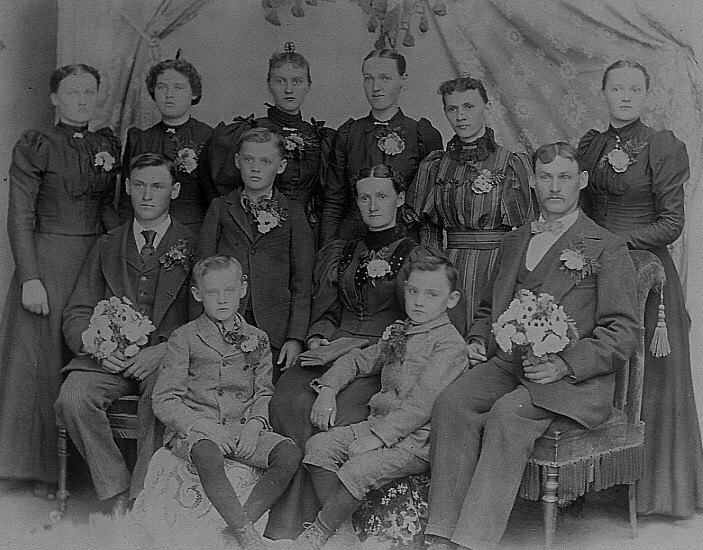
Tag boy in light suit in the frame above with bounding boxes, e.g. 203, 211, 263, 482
292, 256, 469, 549
425, 142, 640, 550
153, 255, 301, 550
56, 153, 194, 515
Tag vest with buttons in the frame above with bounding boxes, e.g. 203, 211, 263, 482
126, 234, 161, 330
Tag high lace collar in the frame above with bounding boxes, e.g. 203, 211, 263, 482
363, 224, 405, 251
57, 120, 89, 134
158, 117, 192, 133
446, 127, 497, 162
266, 104, 304, 128
606, 118, 645, 140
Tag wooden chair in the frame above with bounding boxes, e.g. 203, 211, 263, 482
518, 249, 665, 550
55, 394, 140, 519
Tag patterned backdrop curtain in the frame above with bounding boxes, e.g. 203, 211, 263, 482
431, 0, 703, 284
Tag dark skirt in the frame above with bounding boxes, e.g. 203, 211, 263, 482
266, 344, 381, 539
638, 246, 703, 517
0, 233, 97, 483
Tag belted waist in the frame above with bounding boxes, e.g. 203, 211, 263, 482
445, 229, 508, 249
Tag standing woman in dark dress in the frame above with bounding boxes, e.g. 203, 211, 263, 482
0, 64, 120, 495
321, 49, 443, 245
579, 60, 703, 517
267, 165, 457, 540
201, 47, 335, 240
409, 76, 536, 333
118, 58, 213, 233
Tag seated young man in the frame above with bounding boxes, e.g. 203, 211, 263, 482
55, 153, 194, 515
292, 256, 469, 549
152, 255, 302, 550
425, 142, 640, 550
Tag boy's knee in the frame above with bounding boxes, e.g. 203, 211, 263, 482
304, 431, 332, 458
270, 440, 303, 470
190, 439, 223, 472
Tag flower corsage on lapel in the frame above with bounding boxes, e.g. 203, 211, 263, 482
559, 236, 601, 285
492, 290, 578, 358
360, 247, 392, 286
599, 135, 647, 174
376, 126, 406, 156
243, 196, 287, 234
221, 325, 269, 368
159, 239, 194, 272
379, 319, 410, 366
94, 151, 116, 172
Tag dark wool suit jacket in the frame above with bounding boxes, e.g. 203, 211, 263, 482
195, 187, 314, 349
467, 211, 640, 428
62, 219, 194, 372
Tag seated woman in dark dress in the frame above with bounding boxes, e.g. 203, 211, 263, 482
320, 49, 443, 245
579, 60, 703, 517
266, 164, 463, 540
118, 58, 213, 233
201, 46, 335, 239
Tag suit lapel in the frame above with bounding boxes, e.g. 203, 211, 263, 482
151, 221, 192, 328
227, 189, 255, 242
251, 188, 287, 245
195, 314, 234, 356
102, 223, 137, 303
528, 212, 606, 303
492, 227, 531, 318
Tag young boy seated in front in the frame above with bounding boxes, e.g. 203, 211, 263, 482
196, 127, 314, 383
292, 256, 469, 549
152, 255, 302, 550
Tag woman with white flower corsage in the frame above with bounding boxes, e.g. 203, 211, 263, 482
320, 48, 443, 245
0, 64, 120, 495
408, 76, 536, 334
267, 164, 462, 540
201, 46, 335, 239
578, 60, 703, 518
117, 58, 213, 233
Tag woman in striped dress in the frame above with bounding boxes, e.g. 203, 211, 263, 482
409, 77, 536, 332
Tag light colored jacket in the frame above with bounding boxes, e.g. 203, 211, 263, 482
153, 313, 273, 444
317, 313, 468, 461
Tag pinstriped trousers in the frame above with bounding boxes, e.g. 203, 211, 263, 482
54, 368, 162, 501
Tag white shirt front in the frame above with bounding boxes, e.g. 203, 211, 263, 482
525, 210, 579, 271
132, 215, 172, 253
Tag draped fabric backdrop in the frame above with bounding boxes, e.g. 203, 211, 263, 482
55, 0, 703, 422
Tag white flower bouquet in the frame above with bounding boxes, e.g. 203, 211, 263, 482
81, 296, 156, 361
492, 289, 578, 358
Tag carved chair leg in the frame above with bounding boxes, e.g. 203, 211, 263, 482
56, 425, 70, 517
628, 482, 638, 539
542, 465, 559, 550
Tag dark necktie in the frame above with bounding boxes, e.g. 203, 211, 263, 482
141, 230, 157, 263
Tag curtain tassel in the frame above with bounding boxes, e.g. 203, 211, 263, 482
649, 290, 670, 358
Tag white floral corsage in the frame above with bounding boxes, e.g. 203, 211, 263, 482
471, 168, 504, 194
361, 247, 392, 285
601, 136, 647, 174
94, 151, 115, 172
159, 239, 194, 272
559, 236, 601, 284
175, 147, 199, 174
243, 197, 287, 234
376, 127, 406, 156
282, 130, 308, 158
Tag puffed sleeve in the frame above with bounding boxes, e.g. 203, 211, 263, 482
321, 118, 354, 245
201, 117, 256, 198
96, 127, 120, 231
7, 130, 49, 283
306, 240, 348, 341
312, 122, 337, 221
406, 151, 444, 249
500, 150, 536, 228
417, 117, 444, 159
577, 129, 605, 217
625, 131, 687, 250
